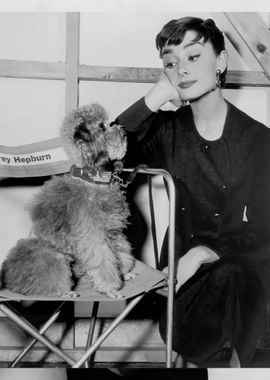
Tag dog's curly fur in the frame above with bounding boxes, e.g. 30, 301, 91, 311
0, 103, 135, 298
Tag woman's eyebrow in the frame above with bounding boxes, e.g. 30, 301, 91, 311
161, 41, 204, 57
184, 41, 204, 48
161, 47, 174, 57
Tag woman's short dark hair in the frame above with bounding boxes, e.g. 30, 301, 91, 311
156, 17, 227, 87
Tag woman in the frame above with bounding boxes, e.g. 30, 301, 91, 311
116, 17, 270, 367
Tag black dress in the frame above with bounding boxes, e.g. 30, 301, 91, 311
116, 98, 270, 366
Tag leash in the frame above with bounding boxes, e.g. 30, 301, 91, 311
70, 163, 149, 188
112, 164, 149, 188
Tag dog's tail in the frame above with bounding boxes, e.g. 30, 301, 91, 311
1, 238, 74, 296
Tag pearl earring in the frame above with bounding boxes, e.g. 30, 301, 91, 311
216, 69, 222, 88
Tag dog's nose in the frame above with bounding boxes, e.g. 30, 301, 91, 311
73, 122, 92, 143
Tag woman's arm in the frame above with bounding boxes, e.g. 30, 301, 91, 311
174, 246, 219, 291
145, 72, 183, 111
116, 72, 182, 136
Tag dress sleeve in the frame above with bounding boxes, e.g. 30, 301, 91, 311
115, 97, 164, 166
202, 130, 270, 259
116, 97, 156, 138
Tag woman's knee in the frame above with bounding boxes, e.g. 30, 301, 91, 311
209, 257, 265, 304
210, 257, 255, 283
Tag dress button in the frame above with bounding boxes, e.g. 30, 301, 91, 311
200, 144, 209, 152
214, 213, 220, 217
222, 185, 226, 190
181, 207, 186, 211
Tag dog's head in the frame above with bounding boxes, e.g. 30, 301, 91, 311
60, 103, 127, 173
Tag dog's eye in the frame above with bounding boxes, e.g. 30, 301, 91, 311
99, 122, 106, 131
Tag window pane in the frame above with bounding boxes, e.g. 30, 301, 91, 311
80, 12, 259, 71
79, 81, 153, 120
0, 77, 65, 145
0, 12, 66, 62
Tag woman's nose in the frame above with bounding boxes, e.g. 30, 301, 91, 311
178, 63, 188, 76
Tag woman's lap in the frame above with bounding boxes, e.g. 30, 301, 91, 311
159, 255, 266, 367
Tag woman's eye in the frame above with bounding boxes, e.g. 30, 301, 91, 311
189, 54, 200, 62
165, 62, 177, 68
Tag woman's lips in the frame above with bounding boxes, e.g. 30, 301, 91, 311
178, 80, 197, 89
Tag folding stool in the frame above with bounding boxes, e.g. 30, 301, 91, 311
0, 167, 176, 368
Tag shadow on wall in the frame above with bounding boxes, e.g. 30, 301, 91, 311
0, 176, 51, 267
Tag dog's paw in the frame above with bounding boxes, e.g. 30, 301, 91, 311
123, 271, 138, 281
105, 289, 124, 299
62, 290, 80, 298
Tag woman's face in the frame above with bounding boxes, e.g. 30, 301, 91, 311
161, 30, 225, 102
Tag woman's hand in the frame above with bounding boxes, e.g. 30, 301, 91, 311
163, 246, 219, 292
145, 72, 182, 112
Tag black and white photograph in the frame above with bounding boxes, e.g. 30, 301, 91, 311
0, 0, 270, 378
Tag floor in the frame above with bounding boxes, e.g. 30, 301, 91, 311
1, 350, 270, 368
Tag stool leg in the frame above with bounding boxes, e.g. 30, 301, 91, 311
84, 301, 99, 368
73, 294, 144, 368
9, 302, 66, 367
0, 303, 76, 366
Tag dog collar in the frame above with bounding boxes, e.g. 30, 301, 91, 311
70, 165, 112, 185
